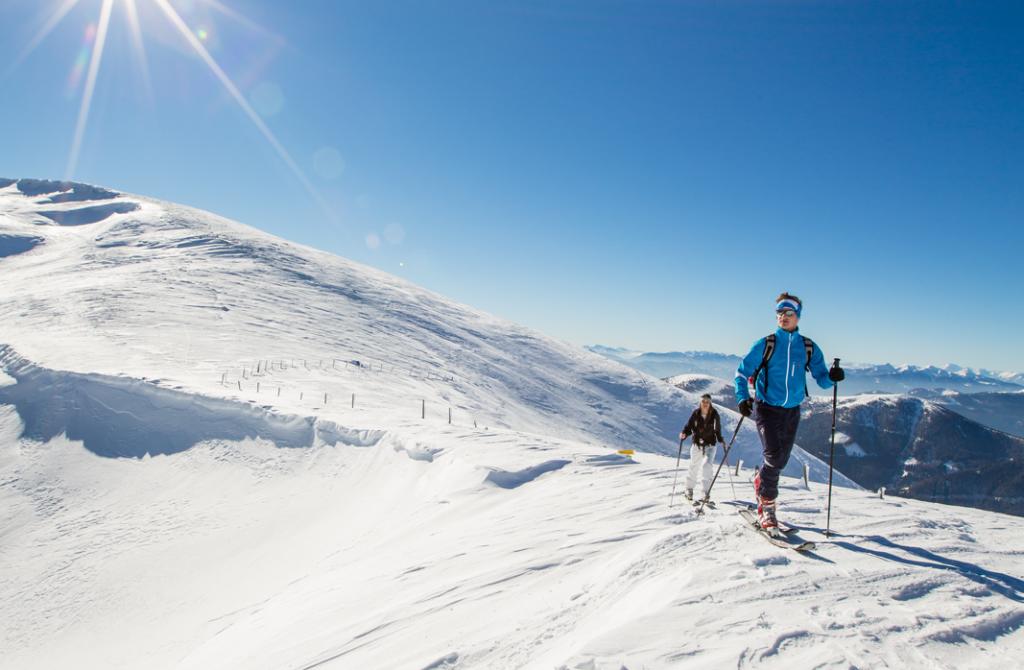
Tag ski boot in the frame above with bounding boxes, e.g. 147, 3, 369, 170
758, 498, 780, 534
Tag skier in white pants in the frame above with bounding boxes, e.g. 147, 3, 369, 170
679, 394, 725, 502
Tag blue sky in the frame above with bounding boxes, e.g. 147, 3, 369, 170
1, 0, 1021, 370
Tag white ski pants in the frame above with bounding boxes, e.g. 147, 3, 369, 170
686, 443, 717, 497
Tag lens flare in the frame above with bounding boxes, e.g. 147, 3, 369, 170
123, 0, 154, 102
66, 0, 114, 179
250, 81, 285, 117
383, 223, 406, 245
9, 0, 335, 223
313, 147, 345, 180
152, 0, 335, 222
66, 28, 94, 97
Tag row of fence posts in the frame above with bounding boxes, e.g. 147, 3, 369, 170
233, 358, 456, 383
224, 371, 457, 425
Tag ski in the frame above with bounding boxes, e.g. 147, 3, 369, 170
737, 508, 816, 552
722, 501, 798, 533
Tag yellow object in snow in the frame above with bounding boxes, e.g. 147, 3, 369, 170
617, 449, 635, 456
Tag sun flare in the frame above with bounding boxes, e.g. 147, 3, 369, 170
11, 0, 332, 220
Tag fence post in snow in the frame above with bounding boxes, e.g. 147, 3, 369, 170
257, 382, 260, 393
277, 387, 281, 397
351, 393, 355, 408
735, 459, 742, 476
879, 486, 886, 500
221, 372, 226, 385
803, 463, 810, 490
421, 399, 425, 419
300, 392, 304, 400
237, 381, 242, 391
324, 393, 328, 404
449, 407, 452, 424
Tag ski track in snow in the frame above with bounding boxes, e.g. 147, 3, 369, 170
1, 179, 1022, 669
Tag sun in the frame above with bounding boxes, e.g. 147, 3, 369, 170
11, 0, 332, 220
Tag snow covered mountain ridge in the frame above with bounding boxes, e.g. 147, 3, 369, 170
1, 177, 685, 452
2, 178, 1022, 668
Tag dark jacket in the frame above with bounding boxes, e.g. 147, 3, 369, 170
682, 407, 724, 447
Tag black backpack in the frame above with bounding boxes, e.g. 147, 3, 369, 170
750, 333, 815, 398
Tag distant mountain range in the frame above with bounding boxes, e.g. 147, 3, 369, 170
841, 363, 1024, 395
588, 346, 742, 381
588, 345, 1024, 396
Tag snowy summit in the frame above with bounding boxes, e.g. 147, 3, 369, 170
1, 178, 1022, 669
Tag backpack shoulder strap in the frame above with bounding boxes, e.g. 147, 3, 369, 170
801, 336, 815, 397
764, 334, 776, 362
750, 334, 776, 394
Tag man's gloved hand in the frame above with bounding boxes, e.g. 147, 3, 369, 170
829, 365, 845, 383
738, 398, 753, 417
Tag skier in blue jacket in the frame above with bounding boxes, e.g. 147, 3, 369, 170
735, 292, 844, 530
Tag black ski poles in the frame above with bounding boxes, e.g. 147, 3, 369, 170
695, 416, 745, 516
668, 437, 686, 508
825, 357, 841, 537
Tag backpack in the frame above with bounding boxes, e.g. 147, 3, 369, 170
749, 333, 815, 399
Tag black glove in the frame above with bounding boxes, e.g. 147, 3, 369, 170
738, 398, 753, 417
829, 365, 845, 383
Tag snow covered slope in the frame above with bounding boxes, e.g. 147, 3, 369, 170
2, 179, 1022, 668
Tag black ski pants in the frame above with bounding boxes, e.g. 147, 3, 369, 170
754, 401, 801, 501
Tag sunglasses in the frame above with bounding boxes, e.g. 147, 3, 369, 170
776, 309, 797, 318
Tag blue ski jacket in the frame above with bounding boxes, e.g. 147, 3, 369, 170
734, 327, 834, 408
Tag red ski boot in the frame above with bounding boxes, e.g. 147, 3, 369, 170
758, 498, 779, 532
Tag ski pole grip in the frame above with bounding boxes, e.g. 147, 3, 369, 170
831, 357, 841, 369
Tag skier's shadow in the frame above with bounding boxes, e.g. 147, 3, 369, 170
819, 532, 1024, 603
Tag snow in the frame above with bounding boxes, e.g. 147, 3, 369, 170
843, 442, 867, 457
832, 432, 867, 457
1, 179, 1023, 668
